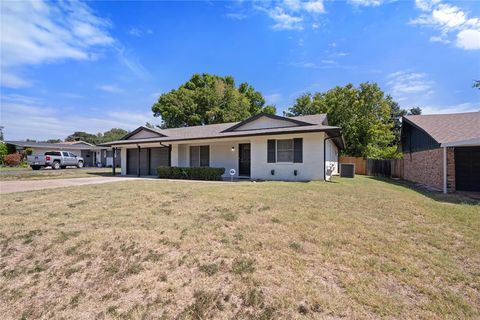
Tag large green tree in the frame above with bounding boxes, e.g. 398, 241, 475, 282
287, 82, 400, 159
65, 132, 99, 144
65, 128, 128, 144
152, 73, 276, 128
101, 128, 128, 143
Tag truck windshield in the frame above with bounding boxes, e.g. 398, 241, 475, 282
44, 152, 61, 156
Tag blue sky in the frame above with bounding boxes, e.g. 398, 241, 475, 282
1, 0, 479, 140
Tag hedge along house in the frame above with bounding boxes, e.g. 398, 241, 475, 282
103, 113, 344, 181
5, 140, 120, 167
401, 111, 480, 193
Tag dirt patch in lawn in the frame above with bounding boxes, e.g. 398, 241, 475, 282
0, 177, 478, 319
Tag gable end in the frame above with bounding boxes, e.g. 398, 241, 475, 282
222, 113, 313, 132
121, 127, 166, 140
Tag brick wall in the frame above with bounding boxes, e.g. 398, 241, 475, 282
403, 147, 456, 192
403, 148, 443, 190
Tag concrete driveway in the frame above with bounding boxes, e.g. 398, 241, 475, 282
0, 176, 148, 194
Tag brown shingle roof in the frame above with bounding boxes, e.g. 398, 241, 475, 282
404, 111, 480, 144
103, 114, 341, 146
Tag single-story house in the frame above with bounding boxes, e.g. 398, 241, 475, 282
401, 111, 480, 193
5, 140, 121, 167
102, 113, 344, 181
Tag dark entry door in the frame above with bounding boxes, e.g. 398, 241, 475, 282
238, 143, 251, 177
455, 147, 480, 191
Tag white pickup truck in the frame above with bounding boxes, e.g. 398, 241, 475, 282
27, 151, 84, 170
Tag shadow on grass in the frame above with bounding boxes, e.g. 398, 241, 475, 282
367, 176, 480, 205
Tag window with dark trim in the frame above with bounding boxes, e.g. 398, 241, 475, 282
267, 138, 303, 163
277, 139, 293, 162
190, 145, 210, 167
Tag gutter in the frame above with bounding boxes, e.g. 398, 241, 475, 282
324, 133, 343, 181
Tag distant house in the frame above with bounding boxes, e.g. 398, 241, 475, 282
102, 113, 344, 181
5, 140, 120, 167
401, 112, 480, 193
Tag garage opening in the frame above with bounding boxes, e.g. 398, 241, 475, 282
455, 147, 480, 192
127, 147, 170, 176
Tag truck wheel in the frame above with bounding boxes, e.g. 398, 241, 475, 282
31, 165, 41, 170
52, 161, 61, 170
77, 161, 84, 168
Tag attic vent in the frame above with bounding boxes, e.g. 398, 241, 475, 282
340, 164, 355, 178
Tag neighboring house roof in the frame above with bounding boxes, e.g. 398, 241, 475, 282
5, 141, 103, 150
58, 141, 96, 147
102, 113, 344, 149
120, 126, 166, 140
403, 111, 480, 147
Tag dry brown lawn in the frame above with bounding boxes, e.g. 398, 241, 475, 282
0, 176, 479, 319
0, 167, 114, 181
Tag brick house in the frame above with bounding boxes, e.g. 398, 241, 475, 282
401, 112, 480, 193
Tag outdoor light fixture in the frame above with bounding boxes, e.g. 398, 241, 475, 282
231, 146, 235, 151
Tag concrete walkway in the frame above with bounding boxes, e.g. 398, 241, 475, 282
0, 176, 148, 194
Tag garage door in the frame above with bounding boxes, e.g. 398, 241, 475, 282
455, 147, 480, 192
127, 148, 149, 175
150, 147, 169, 175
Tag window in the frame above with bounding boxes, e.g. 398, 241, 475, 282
45, 151, 61, 156
267, 138, 302, 163
190, 145, 209, 167
62, 152, 69, 157
276, 139, 293, 162
68, 152, 76, 157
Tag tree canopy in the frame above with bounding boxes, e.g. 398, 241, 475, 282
152, 73, 276, 128
65, 128, 128, 144
286, 82, 420, 159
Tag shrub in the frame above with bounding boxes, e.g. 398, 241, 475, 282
0, 143, 7, 164
24, 147, 33, 156
3, 153, 23, 166
157, 166, 225, 181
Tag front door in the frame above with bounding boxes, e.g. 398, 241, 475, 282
238, 143, 251, 177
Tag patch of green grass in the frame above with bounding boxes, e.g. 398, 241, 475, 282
198, 263, 219, 276
231, 257, 256, 275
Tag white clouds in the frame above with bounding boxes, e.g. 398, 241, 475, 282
456, 29, 480, 50
349, 0, 384, 7
387, 71, 434, 99
128, 27, 153, 37
268, 7, 304, 30
0, 72, 32, 88
97, 85, 122, 93
265, 93, 282, 105
0, 0, 114, 88
411, 1, 480, 50
421, 102, 479, 115
253, 1, 326, 31
303, 1, 325, 14
225, 13, 248, 20
0, 94, 157, 140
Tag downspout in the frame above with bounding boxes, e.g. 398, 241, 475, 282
324, 134, 342, 181
443, 146, 447, 194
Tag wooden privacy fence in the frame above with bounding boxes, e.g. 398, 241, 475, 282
339, 156, 366, 175
340, 156, 404, 178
